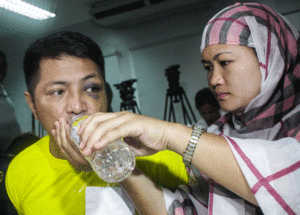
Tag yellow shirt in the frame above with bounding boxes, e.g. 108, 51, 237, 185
6, 135, 188, 214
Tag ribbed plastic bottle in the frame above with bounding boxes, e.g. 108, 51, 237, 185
70, 114, 135, 183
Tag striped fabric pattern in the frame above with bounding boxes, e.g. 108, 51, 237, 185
202, 3, 300, 138
204, 3, 300, 215
163, 3, 300, 215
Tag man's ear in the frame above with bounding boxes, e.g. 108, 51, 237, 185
24, 91, 38, 120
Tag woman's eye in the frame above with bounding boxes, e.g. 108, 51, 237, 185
203, 65, 212, 72
220, 61, 230, 67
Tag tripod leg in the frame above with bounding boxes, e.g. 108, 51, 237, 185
164, 94, 169, 120
169, 95, 176, 122
133, 101, 141, 114
131, 105, 136, 113
182, 91, 197, 122
178, 93, 191, 125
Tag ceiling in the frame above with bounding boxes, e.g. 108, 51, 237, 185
0, 0, 95, 37
0, 0, 299, 38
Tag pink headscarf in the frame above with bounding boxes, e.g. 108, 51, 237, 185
201, 3, 300, 141
198, 3, 300, 214
163, 4, 300, 214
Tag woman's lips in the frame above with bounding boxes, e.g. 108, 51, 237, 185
216, 93, 228, 100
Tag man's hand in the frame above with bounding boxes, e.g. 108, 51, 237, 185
51, 117, 93, 172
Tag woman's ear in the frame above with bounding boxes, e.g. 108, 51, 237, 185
24, 91, 38, 120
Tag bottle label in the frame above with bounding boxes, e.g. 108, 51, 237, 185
72, 115, 89, 128
70, 115, 89, 147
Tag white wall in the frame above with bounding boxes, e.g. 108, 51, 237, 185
130, 34, 206, 122
55, 3, 223, 125
1, 0, 300, 134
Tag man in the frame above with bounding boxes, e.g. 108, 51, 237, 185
5, 32, 188, 214
195, 87, 221, 127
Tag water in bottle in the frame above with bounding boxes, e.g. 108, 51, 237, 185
70, 114, 136, 183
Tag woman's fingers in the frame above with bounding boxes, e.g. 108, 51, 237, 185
79, 112, 125, 151
80, 112, 138, 155
79, 111, 168, 157
78, 112, 117, 136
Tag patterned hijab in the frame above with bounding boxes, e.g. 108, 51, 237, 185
200, 3, 300, 141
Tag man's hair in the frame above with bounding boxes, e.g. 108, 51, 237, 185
23, 31, 105, 98
0, 50, 7, 82
195, 87, 220, 110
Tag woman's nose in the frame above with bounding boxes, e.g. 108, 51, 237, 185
208, 66, 224, 87
66, 91, 87, 114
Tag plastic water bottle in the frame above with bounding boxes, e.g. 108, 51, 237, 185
70, 114, 136, 183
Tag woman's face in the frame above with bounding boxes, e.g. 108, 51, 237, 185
201, 44, 262, 114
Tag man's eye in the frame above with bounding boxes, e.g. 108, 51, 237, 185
85, 85, 101, 94
50, 90, 64, 96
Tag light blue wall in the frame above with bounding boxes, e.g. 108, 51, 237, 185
0, 34, 33, 133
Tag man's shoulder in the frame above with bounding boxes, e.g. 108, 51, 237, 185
136, 150, 189, 188
8, 136, 49, 168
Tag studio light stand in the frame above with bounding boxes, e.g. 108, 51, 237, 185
114, 79, 141, 114
163, 65, 196, 125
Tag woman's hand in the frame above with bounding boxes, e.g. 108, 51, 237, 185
51, 117, 93, 172
77, 111, 173, 157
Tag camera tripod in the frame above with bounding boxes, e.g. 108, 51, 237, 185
163, 86, 197, 125
120, 100, 141, 113
115, 79, 141, 114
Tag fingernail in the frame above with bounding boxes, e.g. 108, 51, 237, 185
79, 141, 85, 150
82, 148, 89, 157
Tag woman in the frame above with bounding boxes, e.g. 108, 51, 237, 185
55, 2, 300, 214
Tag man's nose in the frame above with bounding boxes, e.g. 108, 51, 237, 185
66, 90, 87, 114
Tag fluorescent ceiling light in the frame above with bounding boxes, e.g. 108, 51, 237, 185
0, 0, 56, 20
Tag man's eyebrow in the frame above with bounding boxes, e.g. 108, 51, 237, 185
46, 81, 67, 86
81, 74, 101, 82
43, 81, 67, 91
44, 73, 103, 90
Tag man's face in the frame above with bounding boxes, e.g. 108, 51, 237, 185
197, 103, 220, 126
25, 55, 107, 139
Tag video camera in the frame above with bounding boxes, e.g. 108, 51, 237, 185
165, 64, 180, 90
114, 79, 137, 102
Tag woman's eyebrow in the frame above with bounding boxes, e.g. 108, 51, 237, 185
201, 51, 233, 64
213, 52, 232, 60
201, 59, 210, 64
